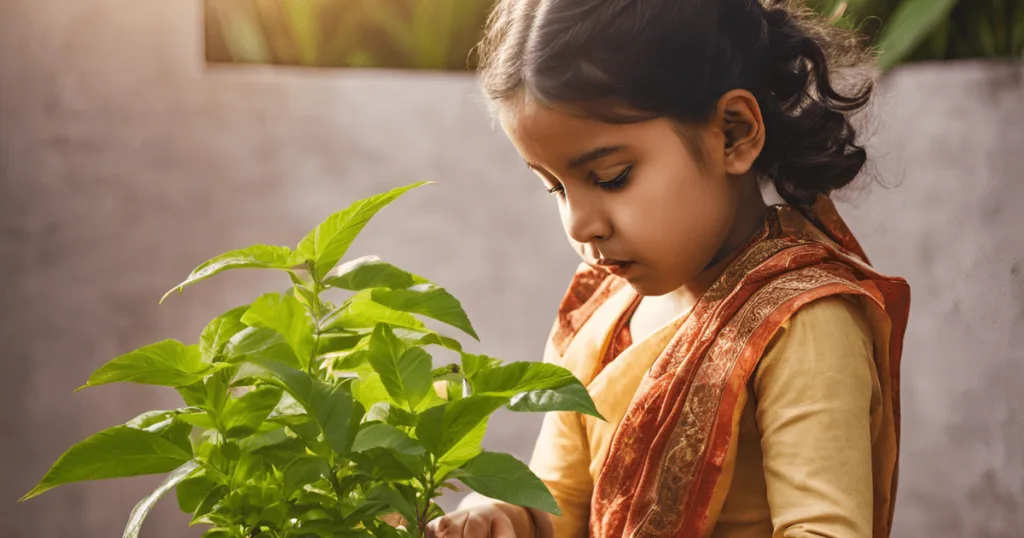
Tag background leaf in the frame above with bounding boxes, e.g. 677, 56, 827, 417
22, 426, 193, 500
295, 182, 428, 280
160, 245, 295, 302
458, 452, 560, 515
80, 340, 208, 390
877, 0, 960, 70
123, 461, 199, 538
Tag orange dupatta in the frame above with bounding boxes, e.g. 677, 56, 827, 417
550, 197, 910, 538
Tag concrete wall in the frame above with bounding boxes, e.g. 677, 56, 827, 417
2, 1, 1022, 537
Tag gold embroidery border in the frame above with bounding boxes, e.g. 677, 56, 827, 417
631, 267, 863, 537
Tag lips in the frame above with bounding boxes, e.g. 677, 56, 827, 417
595, 258, 635, 276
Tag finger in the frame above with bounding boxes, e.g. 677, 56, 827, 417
464, 513, 490, 538
491, 511, 516, 538
437, 511, 470, 538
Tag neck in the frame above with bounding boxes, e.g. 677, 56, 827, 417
661, 177, 767, 312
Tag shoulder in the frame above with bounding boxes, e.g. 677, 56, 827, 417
753, 294, 876, 397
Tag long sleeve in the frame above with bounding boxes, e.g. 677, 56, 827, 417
752, 295, 881, 538
526, 322, 594, 538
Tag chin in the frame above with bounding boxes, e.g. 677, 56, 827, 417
626, 278, 671, 297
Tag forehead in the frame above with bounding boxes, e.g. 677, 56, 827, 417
498, 97, 644, 169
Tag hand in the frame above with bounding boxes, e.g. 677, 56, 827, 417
425, 502, 522, 538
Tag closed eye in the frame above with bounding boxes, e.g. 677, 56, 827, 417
543, 165, 633, 196
593, 165, 633, 191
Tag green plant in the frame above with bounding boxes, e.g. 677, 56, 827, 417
205, 0, 494, 70
21, 182, 602, 538
810, 0, 1024, 71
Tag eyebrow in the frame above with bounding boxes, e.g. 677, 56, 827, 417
525, 145, 627, 171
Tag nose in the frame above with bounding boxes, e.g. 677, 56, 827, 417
563, 194, 612, 245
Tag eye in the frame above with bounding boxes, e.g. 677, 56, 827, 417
546, 183, 565, 195
593, 165, 633, 191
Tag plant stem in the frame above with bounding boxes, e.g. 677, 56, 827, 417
417, 456, 441, 535
308, 278, 325, 377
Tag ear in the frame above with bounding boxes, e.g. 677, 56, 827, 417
713, 89, 765, 176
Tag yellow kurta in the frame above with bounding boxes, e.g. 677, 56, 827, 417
529, 285, 883, 538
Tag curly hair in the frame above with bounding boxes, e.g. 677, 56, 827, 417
474, 0, 877, 207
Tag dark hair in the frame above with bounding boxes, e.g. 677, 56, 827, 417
475, 0, 875, 206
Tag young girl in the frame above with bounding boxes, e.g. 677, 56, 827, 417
428, 0, 910, 536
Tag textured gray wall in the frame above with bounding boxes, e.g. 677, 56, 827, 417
2, 1, 1022, 537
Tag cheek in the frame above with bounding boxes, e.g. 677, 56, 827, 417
626, 166, 733, 268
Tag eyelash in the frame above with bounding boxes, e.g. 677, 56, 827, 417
546, 165, 634, 195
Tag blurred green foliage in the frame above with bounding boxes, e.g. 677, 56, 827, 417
205, 0, 1023, 71
809, 0, 1024, 71
205, 0, 495, 70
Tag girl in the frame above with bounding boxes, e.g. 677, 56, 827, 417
429, 0, 910, 536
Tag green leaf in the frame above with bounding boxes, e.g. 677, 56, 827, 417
460, 353, 504, 378
365, 484, 418, 535
224, 327, 301, 369
79, 340, 208, 390
21, 425, 193, 501
508, 384, 604, 420
176, 471, 216, 514
296, 182, 429, 280
393, 328, 463, 352
325, 292, 429, 333
242, 293, 315, 367
177, 382, 206, 407
470, 362, 574, 395
371, 285, 477, 339
160, 245, 296, 303
200, 306, 250, 361
250, 360, 358, 456
877, 0, 959, 70
332, 349, 375, 376
125, 410, 194, 455
318, 331, 366, 356
178, 410, 218, 430
324, 255, 426, 291
221, 386, 284, 438
367, 324, 432, 408
352, 423, 425, 455
350, 447, 422, 481
415, 395, 507, 462
192, 485, 229, 524
282, 456, 330, 497
353, 373, 394, 409
469, 361, 603, 419
458, 452, 561, 515
123, 461, 200, 538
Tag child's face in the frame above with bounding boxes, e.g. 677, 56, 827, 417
498, 98, 744, 297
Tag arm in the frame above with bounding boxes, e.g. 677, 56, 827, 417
753, 295, 880, 538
